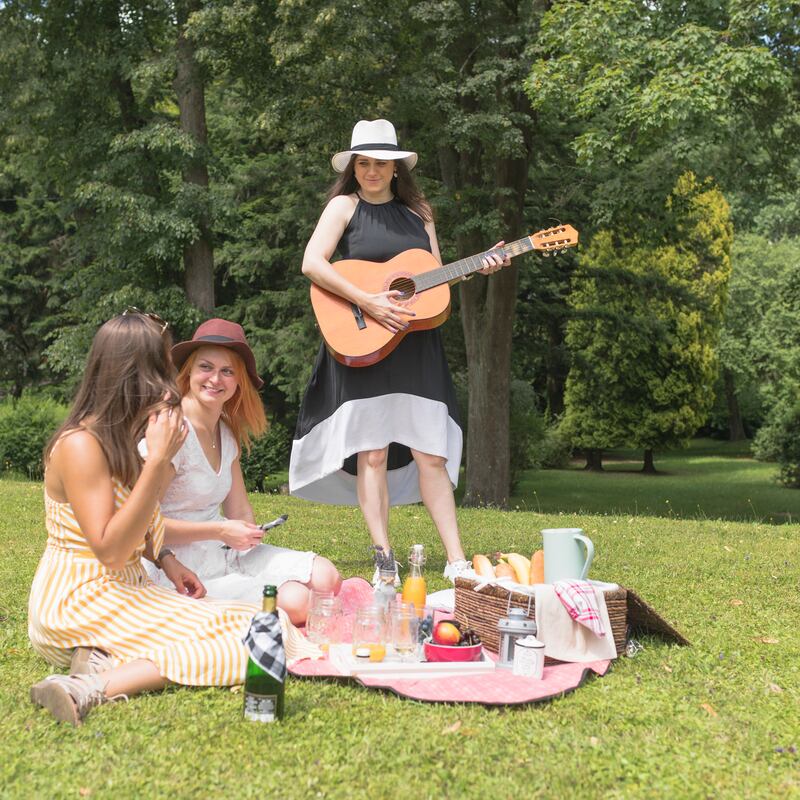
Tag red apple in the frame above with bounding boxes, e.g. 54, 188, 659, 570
432, 620, 461, 645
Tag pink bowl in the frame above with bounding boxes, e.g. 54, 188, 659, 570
423, 640, 483, 663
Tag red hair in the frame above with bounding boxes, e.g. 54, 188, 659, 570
177, 349, 267, 453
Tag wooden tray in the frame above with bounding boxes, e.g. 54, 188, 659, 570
327, 643, 496, 679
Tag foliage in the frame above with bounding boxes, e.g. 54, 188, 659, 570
527, 0, 800, 231
508, 380, 545, 491
530, 421, 572, 471
43, 286, 203, 401
0, 144, 69, 397
240, 422, 291, 493
1, 0, 799, 494
777, 417, 800, 486
716, 234, 800, 437
561, 174, 733, 459
0, 395, 68, 479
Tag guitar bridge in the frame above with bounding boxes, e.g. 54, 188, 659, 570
351, 303, 367, 330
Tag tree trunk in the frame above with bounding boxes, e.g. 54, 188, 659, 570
174, 0, 214, 312
584, 449, 604, 470
642, 448, 657, 473
724, 369, 747, 441
456, 140, 528, 507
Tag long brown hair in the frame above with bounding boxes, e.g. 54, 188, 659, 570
326, 157, 432, 222
45, 314, 180, 486
177, 348, 268, 454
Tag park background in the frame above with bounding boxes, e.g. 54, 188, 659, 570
1, 1, 799, 798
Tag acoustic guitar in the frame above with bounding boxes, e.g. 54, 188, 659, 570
310, 224, 579, 367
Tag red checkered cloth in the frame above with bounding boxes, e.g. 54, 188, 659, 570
553, 580, 607, 637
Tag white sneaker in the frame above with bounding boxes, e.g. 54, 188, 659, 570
443, 559, 473, 584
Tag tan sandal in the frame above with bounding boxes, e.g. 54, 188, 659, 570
30, 674, 120, 726
70, 647, 114, 675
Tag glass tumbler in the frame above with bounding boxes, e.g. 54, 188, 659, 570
306, 597, 341, 653
351, 605, 387, 663
390, 607, 420, 662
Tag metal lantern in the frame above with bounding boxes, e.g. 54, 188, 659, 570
497, 608, 537, 669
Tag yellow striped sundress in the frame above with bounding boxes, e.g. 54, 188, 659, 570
28, 479, 259, 686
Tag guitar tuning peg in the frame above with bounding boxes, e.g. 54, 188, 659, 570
542, 251, 550, 258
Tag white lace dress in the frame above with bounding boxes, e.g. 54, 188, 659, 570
140, 420, 316, 604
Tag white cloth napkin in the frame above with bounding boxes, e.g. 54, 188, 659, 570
533, 584, 617, 662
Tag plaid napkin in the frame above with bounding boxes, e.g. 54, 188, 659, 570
242, 612, 287, 682
553, 580, 607, 637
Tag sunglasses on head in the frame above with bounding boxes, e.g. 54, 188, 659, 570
122, 306, 170, 335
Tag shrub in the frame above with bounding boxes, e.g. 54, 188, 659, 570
752, 396, 793, 463
0, 395, 68, 479
532, 422, 572, 470
509, 380, 545, 490
754, 398, 800, 488
240, 422, 291, 492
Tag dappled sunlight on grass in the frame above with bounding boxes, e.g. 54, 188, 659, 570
512, 440, 798, 523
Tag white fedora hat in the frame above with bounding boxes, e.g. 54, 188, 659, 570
331, 119, 418, 173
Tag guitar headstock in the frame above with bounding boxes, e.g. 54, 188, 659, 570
529, 224, 579, 256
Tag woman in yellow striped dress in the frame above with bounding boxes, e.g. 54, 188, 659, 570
28, 312, 314, 725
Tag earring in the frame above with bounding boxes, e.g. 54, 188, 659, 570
393, 172, 398, 178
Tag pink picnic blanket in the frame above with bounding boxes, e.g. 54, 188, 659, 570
290, 577, 611, 706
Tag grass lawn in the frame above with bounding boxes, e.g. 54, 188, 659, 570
1, 470, 799, 799
512, 439, 800, 524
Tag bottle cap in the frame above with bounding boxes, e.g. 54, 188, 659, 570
515, 635, 544, 649
262, 584, 278, 597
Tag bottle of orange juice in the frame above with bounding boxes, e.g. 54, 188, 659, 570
401, 544, 426, 616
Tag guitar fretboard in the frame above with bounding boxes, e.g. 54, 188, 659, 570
414, 237, 535, 292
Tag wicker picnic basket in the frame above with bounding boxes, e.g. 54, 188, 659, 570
453, 578, 628, 663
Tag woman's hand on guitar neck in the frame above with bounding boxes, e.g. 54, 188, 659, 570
477, 240, 512, 276
360, 290, 416, 334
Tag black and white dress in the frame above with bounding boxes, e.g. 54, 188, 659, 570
289, 197, 462, 506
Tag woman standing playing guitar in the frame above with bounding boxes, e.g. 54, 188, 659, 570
289, 119, 510, 584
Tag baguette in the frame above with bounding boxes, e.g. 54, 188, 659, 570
495, 560, 516, 579
472, 553, 495, 579
530, 549, 545, 584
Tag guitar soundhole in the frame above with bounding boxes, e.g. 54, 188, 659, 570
389, 277, 417, 300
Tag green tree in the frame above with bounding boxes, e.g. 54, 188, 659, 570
714, 234, 800, 441
527, 0, 799, 231
562, 174, 733, 472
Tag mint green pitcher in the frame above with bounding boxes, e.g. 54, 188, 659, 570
541, 528, 595, 583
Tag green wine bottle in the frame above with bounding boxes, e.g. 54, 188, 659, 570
243, 585, 285, 722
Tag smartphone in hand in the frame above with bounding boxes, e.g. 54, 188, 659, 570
260, 514, 288, 532
221, 514, 289, 550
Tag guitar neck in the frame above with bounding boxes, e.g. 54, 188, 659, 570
414, 237, 535, 292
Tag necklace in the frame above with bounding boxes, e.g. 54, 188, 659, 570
197, 421, 219, 449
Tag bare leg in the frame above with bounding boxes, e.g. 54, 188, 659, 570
277, 581, 311, 625
411, 448, 465, 563
101, 659, 167, 697
356, 448, 391, 553
308, 556, 342, 595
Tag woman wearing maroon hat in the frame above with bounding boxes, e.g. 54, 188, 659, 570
140, 318, 341, 624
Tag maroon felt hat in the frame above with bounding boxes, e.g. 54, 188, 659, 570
171, 319, 264, 390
